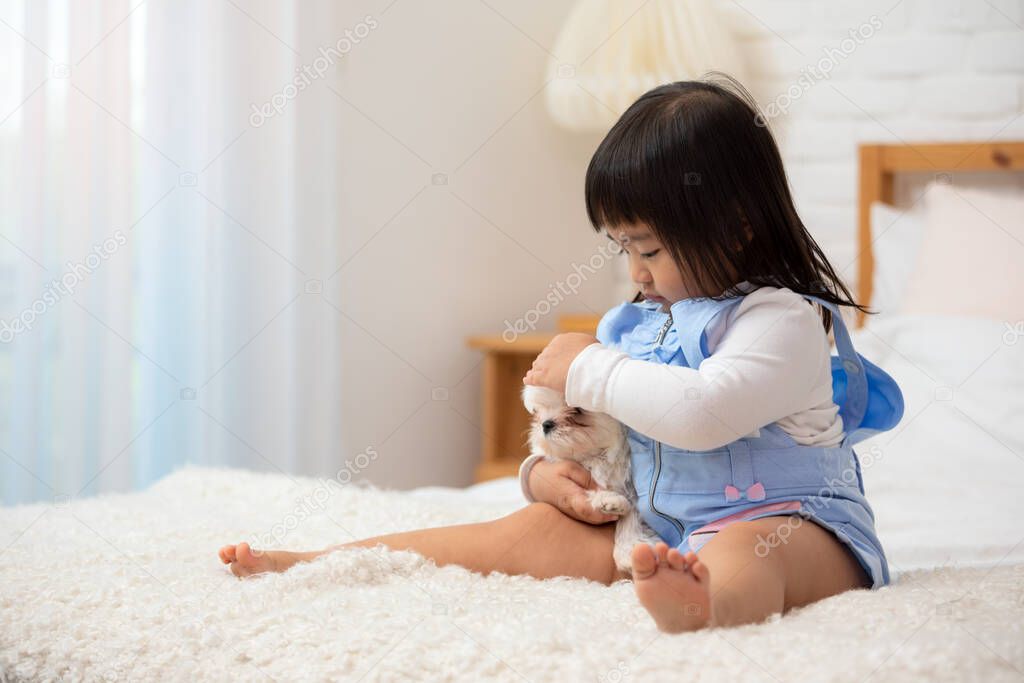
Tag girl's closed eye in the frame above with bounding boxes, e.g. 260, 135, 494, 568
614, 246, 661, 259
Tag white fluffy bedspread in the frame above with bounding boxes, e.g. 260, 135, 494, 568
2, 466, 1022, 682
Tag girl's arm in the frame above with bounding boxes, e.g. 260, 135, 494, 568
565, 289, 837, 451
518, 454, 545, 502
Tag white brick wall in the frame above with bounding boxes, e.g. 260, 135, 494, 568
712, 0, 1024, 292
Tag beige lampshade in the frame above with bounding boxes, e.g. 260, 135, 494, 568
545, 0, 747, 132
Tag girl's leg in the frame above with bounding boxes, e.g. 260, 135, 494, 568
219, 502, 628, 584
631, 515, 870, 633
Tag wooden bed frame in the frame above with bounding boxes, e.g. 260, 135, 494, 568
856, 140, 1024, 327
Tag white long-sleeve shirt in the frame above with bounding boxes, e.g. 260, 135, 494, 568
518, 285, 845, 502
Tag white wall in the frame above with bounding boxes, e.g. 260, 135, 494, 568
327, 1, 619, 489
329, 0, 1024, 489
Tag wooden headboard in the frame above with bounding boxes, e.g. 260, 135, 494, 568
856, 141, 1024, 328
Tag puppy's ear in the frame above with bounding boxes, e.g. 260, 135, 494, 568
522, 384, 564, 414
521, 384, 538, 415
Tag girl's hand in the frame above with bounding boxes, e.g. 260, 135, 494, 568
522, 333, 600, 393
527, 457, 619, 525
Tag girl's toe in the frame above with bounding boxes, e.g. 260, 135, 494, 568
654, 542, 670, 564
631, 543, 658, 579
666, 548, 689, 571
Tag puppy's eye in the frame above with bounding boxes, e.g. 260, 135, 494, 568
571, 407, 583, 415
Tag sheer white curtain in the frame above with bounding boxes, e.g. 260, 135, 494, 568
0, 0, 343, 504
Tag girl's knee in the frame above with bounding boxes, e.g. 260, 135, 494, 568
699, 519, 790, 571
496, 502, 618, 583
501, 502, 566, 530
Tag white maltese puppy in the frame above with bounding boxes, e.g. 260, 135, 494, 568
522, 385, 657, 573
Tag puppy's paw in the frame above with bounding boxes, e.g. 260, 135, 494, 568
588, 490, 631, 516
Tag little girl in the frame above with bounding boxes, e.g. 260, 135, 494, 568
219, 73, 904, 633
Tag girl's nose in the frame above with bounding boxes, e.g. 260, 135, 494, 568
631, 264, 652, 285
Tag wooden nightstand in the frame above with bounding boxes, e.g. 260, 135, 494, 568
466, 315, 600, 482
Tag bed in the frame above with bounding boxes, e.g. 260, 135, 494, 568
3, 143, 1024, 681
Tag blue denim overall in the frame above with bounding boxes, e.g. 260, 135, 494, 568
595, 290, 905, 588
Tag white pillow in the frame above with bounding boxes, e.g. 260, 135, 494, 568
901, 183, 1024, 322
867, 200, 925, 321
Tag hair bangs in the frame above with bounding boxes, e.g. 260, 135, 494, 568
584, 109, 676, 235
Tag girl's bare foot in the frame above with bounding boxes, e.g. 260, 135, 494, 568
218, 542, 318, 578
631, 541, 711, 633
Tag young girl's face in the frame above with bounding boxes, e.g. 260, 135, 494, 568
605, 223, 698, 310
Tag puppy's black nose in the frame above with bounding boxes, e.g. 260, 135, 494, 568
541, 419, 555, 435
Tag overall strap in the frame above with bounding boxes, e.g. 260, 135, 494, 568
676, 298, 744, 368
801, 295, 869, 446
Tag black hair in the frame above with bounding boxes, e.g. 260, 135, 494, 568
584, 71, 872, 334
